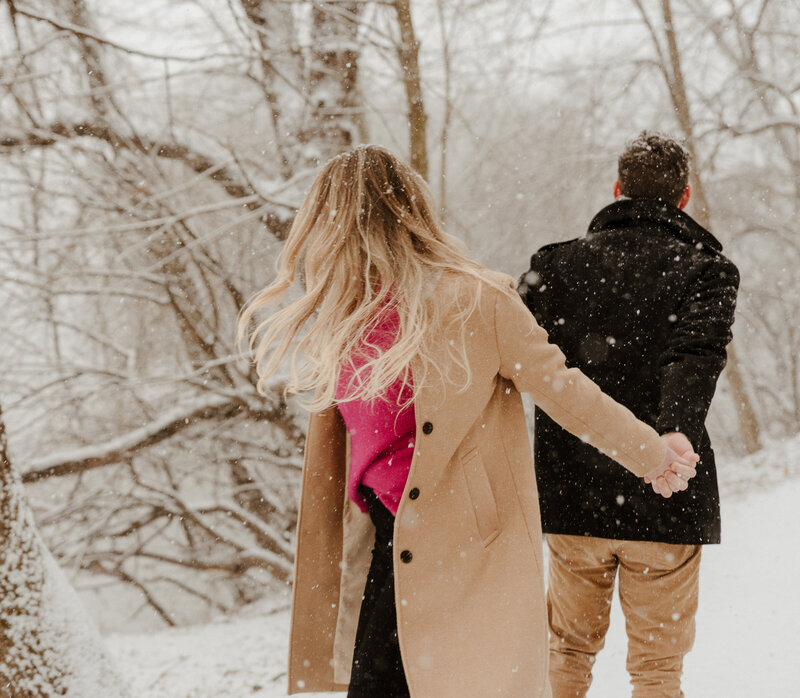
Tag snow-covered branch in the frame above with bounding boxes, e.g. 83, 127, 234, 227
22, 396, 241, 482
0, 122, 296, 237
11, 5, 241, 63
722, 118, 800, 137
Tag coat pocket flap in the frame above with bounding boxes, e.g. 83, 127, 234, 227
461, 449, 501, 546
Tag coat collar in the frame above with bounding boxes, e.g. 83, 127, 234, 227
588, 198, 723, 252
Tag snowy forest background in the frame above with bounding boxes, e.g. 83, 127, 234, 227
0, 0, 799, 695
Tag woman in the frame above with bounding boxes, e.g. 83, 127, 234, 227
239, 145, 697, 698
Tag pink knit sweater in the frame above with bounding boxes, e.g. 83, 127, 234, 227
336, 308, 416, 515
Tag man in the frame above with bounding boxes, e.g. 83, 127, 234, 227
518, 131, 739, 697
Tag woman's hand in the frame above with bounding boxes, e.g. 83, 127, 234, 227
644, 432, 700, 498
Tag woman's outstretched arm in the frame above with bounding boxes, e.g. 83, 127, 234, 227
493, 279, 693, 485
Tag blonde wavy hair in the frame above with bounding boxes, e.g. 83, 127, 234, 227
238, 144, 511, 411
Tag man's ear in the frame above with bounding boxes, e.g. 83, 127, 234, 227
613, 180, 622, 198
678, 184, 691, 209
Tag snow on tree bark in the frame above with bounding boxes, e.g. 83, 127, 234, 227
0, 408, 129, 697
299, 1, 365, 165
240, 0, 305, 179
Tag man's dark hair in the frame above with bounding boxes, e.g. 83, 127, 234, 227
617, 131, 690, 205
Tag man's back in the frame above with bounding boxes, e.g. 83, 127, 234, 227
520, 197, 739, 544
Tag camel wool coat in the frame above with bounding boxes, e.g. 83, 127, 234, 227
287, 271, 667, 697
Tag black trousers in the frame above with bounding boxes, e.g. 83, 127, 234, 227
347, 486, 410, 698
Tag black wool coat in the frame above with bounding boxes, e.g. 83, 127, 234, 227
518, 198, 739, 544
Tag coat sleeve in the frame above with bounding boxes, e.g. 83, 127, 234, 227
655, 257, 739, 445
517, 248, 561, 324
517, 253, 544, 317
493, 280, 666, 478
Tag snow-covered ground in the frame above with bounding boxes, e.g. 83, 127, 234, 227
108, 454, 800, 697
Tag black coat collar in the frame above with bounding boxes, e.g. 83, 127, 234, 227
588, 198, 723, 252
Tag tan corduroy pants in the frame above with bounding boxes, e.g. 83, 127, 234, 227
546, 534, 701, 698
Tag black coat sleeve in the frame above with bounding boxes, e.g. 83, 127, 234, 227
517, 253, 546, 319
655, 257, 740, 445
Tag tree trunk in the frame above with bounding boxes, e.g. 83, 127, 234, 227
240, 0, 304, 178
300, 1, 365, 167
0, 407, 129, 697
394, 0, 428, 179
660, 0, 761, 453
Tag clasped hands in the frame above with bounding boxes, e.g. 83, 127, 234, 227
644, 432, 700, 499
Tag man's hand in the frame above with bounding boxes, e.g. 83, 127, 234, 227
644, 432, 700, 498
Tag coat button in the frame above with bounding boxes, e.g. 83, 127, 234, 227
422, 421, 433, 435
409, 487, 420, 500
400, 550, 413, 563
